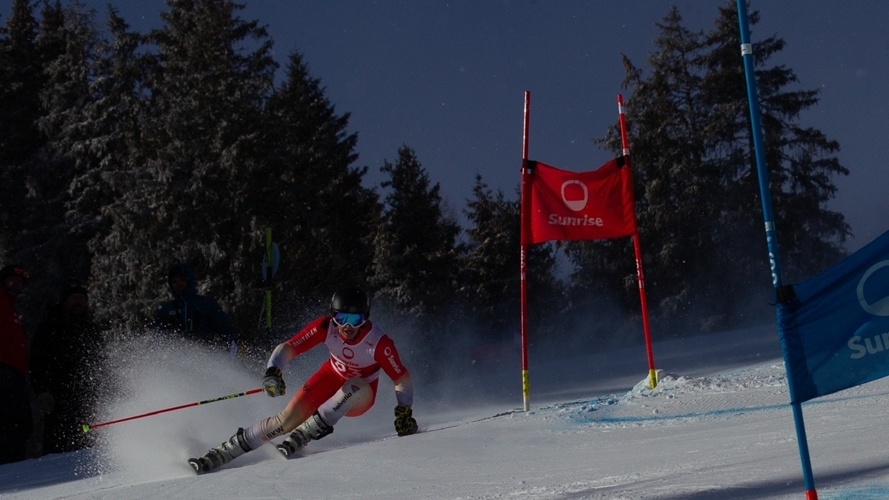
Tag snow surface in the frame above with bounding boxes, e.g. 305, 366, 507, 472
3, 324, 889, 500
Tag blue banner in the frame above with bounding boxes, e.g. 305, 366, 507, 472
778, 229, 889, 403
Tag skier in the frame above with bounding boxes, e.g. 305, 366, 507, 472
189, 286, 418, 473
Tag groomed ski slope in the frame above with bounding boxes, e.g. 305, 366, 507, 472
3, 325, 889, 499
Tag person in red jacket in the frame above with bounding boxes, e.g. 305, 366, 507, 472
189, 287, 418, 474
0, 264, 32, 464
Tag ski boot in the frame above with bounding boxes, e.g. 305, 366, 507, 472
276, 412, 333, 458
189, 428, 252, 474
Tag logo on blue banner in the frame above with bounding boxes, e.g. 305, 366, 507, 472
858, 261, 889, 316
777, 230, 889, 403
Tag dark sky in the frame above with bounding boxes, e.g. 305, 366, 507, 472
3, 1, 887, 252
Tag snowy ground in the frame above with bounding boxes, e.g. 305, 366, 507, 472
3, 324, 889, 499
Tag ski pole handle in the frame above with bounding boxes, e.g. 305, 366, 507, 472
261, 228, 280, 332
82, 388, 263, 433
265, 228, 274, 328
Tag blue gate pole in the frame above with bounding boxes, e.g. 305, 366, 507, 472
735, 1, 818, 498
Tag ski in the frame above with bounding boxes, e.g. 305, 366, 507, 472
189, 429, 422, 473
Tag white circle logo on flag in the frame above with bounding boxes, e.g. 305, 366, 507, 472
561, 180, 588, 212
858, 260, 889, 316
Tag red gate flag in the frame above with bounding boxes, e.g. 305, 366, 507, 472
523, 156, 637, 245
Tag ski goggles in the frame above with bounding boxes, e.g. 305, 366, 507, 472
332, 312, 367, 328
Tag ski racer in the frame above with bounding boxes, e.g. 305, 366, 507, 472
189, 286, 418, 473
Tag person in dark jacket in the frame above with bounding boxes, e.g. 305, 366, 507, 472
155, 262, 239, 357
30, 282, 105, 454
0, 264, 33, 464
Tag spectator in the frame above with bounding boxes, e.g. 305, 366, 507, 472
155, 262, 238, 357
0, 264, 32, 464
30, 282, 106, 454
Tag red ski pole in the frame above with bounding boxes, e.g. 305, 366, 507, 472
82, 387, 263, 433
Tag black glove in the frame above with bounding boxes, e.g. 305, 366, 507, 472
394, 404, 418, 436
263, 367, 286, 397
